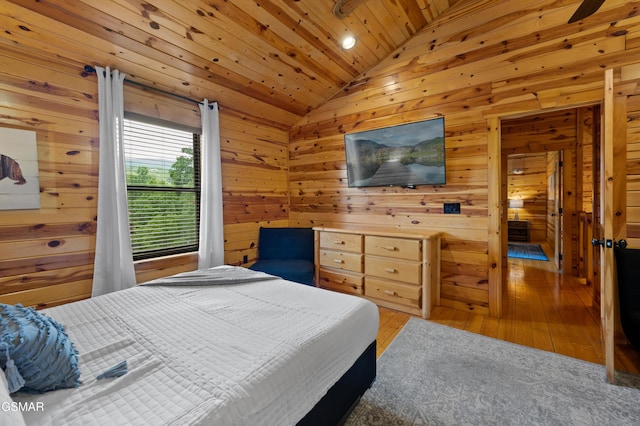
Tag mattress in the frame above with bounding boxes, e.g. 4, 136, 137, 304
13, 266, 379, 425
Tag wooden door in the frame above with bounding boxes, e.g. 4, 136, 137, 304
600, 68, 627, 383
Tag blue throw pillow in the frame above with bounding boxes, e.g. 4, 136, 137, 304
0, 304, 81, 394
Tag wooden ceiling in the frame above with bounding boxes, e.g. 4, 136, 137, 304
2, 0, 463, 129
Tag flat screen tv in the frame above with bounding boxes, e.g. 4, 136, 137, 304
344, 117, 446, 188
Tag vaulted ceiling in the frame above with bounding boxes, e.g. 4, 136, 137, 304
2, 0, 463, 129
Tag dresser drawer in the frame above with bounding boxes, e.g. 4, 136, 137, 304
314, 227, 441, 319
318, 269, 363, 295
365, 235, 421, 261
319, 249, 363, 273
320, 232, 363, 253
365, 256, 421, 285
365, 277, 422, 309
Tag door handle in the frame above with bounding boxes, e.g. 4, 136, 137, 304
616, 239, 628, 249
592, 238, 627, 249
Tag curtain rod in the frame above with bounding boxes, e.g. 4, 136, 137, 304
84, 65, 215, 108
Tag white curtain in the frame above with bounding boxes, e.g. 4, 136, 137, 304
198, 100, 225, 269
92, 66, 136, 297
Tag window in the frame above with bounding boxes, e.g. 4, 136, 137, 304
123, 117, 201, 260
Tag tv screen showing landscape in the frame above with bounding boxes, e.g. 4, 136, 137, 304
344, 117, 446, 188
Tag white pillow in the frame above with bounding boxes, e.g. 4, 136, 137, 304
0, 372, 26, 426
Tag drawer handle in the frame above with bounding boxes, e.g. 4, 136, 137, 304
333, 259, 344, 264
333, 240, 345, 245
384, 290, 396, 296
380, 245, 397, 251
333, 278, 346, 284
384, 267, 396, 273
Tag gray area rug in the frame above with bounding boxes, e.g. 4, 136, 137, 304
346, 318, 640, 425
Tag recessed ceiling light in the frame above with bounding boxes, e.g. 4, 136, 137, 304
342, 35, 357, 50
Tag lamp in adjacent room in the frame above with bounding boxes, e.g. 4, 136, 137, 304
509, 198, 524, 221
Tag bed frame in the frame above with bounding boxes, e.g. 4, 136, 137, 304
298, 341, 376, 425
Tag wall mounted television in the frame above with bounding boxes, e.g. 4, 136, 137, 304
344, 117, 446, 188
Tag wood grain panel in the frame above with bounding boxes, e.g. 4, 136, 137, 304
1, 0, 640, 328
2, 0, 457, 129
0, 42, 100, 308
0, 48, 290, 306
290, 0, 640, 317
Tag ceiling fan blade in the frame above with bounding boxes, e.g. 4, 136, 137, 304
568, 0, 606, 23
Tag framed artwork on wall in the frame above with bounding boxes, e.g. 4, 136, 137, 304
0, 127, 40, 210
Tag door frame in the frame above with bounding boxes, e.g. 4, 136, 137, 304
488, 69, 624, 382
553, 153, 563, 271
601, 67, 628, 382
601, 68, 616, 382
497, 113, 581, 284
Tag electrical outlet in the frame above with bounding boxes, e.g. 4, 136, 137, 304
443, 202, 461, 214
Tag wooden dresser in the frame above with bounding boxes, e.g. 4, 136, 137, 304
313, 227, 441, 319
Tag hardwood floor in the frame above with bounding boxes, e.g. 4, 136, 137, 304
376, 244, 640, 374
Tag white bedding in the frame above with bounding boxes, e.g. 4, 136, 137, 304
14, 266, 379, 426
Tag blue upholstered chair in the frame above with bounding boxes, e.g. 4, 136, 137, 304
249, 227, 315, 285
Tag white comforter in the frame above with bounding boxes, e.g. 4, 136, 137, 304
15, 266, 379, 426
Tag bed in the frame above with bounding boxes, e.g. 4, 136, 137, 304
2, 265, 379, 425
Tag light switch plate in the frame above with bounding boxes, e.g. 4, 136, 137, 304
444, 202, 461, 214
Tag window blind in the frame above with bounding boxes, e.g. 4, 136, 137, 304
123, 118, 201, 259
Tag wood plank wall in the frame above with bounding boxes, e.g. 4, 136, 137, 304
3, 0, 640, 317
581, 108, 595, 213
0, 45, 98, 309
289, 0, 640, 316
0, 45, 289, 308
123, 84, 291, 281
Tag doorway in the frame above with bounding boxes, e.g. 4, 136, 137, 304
505, 151, 563, 271
491, 68, 640, 379
501, 107, 595, 285
498, 106, 604, 362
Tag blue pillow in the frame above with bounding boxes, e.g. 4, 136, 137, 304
0, 304, 81, 394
